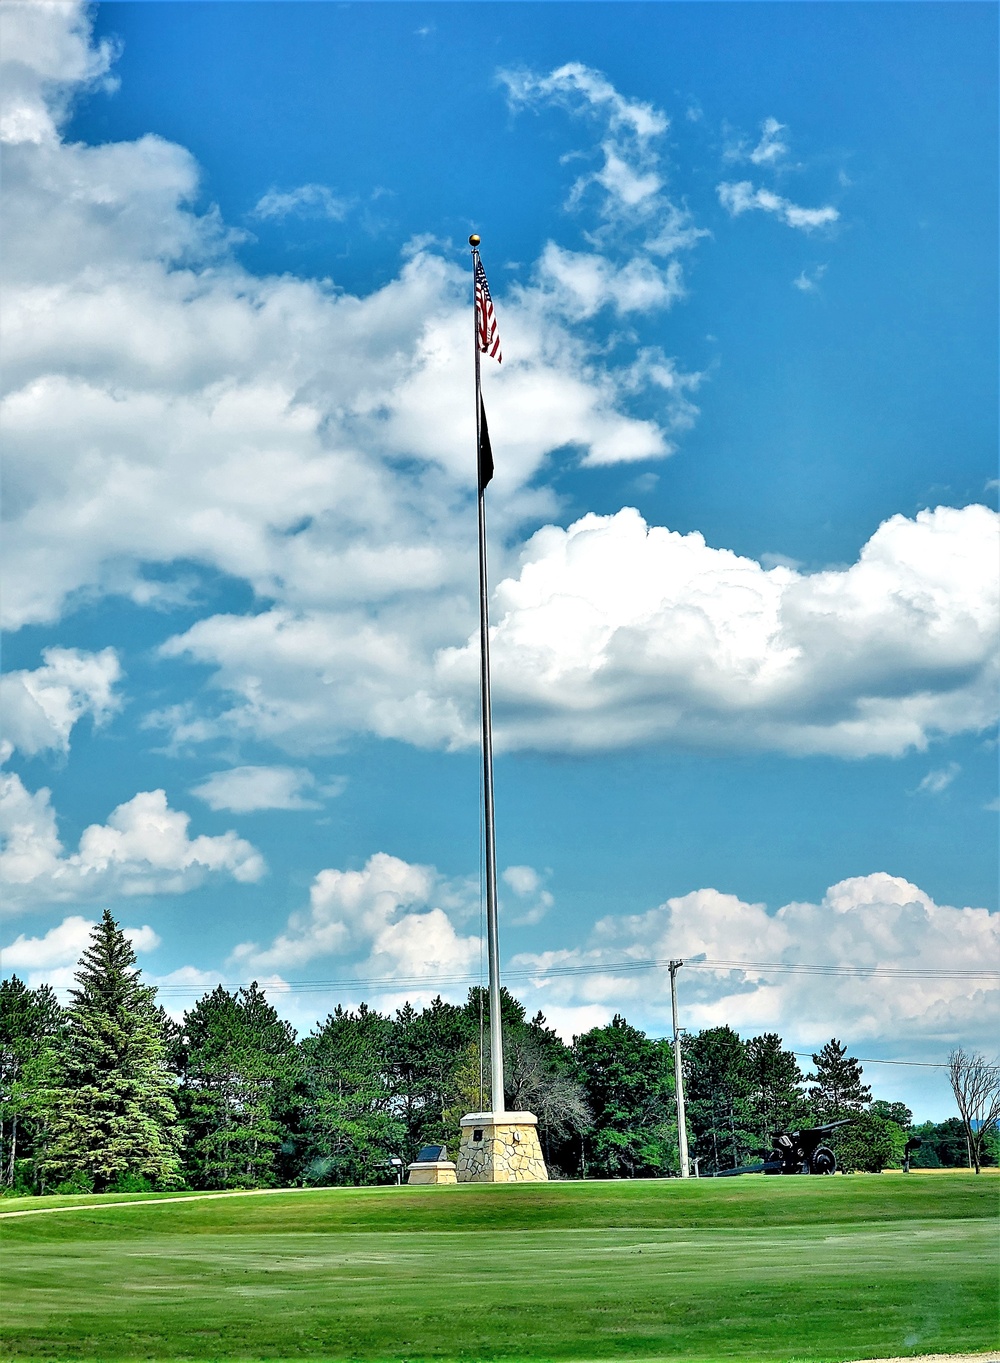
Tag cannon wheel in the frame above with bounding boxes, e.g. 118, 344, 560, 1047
810, 1145, 837, 1175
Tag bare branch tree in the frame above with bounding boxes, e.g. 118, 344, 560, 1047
948, 1048, 1000, 1174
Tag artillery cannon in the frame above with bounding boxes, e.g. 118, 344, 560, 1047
709, 1120, 852, 1177
762, 1119, 851, 1174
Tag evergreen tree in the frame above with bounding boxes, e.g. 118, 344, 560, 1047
42, 912, 181, 1192
806, 1039, 872, 1121
0, 977, 63, 1192
573, 1015, 675, 1178
177, 983, 298, 1189
744, 1033, 807, 1143
684, 1025, 754, 1174
389, 995, 477, 1154
295, 1004, 403, 1185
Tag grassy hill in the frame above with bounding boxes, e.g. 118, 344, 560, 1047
2, 1173, 997, 1362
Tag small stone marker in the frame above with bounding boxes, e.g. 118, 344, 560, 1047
456, 1112, 548, 1183
406, 1142, 457, 1185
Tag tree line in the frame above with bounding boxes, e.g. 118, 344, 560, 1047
1, 912, 995, 1195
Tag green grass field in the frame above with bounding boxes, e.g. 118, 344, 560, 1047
1, 1173, 997, 1363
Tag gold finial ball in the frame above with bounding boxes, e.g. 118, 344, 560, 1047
469, 234, 481, 246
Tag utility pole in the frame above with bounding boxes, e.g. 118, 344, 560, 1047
669, 959, 690, 1178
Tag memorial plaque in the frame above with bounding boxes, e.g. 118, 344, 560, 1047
415, 1144, 447, 1164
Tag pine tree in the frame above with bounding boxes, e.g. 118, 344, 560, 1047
177, 983, 297, 1189
806, 1038, 872, 1121
42, 912, 181, 1192
389, 995, 477, 1153
744, 1033, 807, 1141
296, 1003, 403, 1185
684, 1025, 755, 1173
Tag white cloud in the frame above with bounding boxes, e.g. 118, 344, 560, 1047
252, 183, 351, 222
159, 502, 998, 759
503, 864, 554, 927
511, 872, 1000, 1058
0, 777, 266, 913
535, 242, 685, 319
6, 11, 990, 775
2, 914, 159, 974
498, 60, 706, 279
0, 647, 121, 755
192, 764, 327, 812
718, 180, 839, 231
230, 852, 479, 993
2, 30, 684, 638
749, 117, 789, 165
499, 62, 668, 143
0, 0, 118, 146
916, 763, 960, 796
793, 264, 828, 293
725, 117, 790, 167
503, 865, 542, 897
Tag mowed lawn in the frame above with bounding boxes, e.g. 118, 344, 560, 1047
1, 1174, 996, 1363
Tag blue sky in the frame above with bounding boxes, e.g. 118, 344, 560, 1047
1, 1, 997, 1119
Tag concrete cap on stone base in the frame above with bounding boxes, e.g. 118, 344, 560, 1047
406, 1160, 457, 1171
459, 1112, 537, 1126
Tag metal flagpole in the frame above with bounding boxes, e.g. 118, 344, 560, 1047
470, 233, 504, 1115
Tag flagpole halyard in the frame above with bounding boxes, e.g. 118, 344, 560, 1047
471, 234, 505, 1117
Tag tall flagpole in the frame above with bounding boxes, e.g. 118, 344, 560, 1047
470, 233, 504, 1116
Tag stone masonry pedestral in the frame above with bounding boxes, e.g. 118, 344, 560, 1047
456, 1111, 548, 1183
406, 1159, 457, 1185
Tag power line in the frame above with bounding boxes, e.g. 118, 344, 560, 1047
34, 958, 977, 1072
138, 954, 999, 997
789, 1052, 949, 1070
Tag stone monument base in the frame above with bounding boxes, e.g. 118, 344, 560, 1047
456, 1111, 548, 1183
406, 1159, 457, 1185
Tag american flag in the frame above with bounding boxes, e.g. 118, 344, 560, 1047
475, 257, 502, 363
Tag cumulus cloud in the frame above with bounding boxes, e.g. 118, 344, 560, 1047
1, 647, 121, 755
511, 872, 1000, 1058
0, 0, 118, 146
0, 777, 266, 913
164, 502, 998, 759
718, 180, 839, 230
2, 914, 159, 974
223, 860, 998, 1080
5, 10, 989, 776
230, 852, 479, 996
191, 764, 332, 812
1, 24, 698, 638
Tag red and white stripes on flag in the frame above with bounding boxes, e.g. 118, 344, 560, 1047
475, 257, 502, 363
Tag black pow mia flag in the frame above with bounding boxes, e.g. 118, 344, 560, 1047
478, 397, 494, 491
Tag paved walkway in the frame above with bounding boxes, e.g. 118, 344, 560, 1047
0, 1186, 308, 1218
